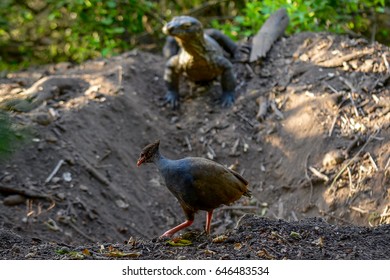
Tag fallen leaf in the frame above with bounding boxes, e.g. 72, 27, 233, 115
312, 237, 324, 248
204, 249, 216, 255
234, 243, 242, 250
212, 235, 228, 243
290, 231, 301, 239
106, 250, 141, 258
166, 238, 192, 247
82, 248, 91, 256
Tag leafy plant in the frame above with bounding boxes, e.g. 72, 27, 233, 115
211, 0, 387, 42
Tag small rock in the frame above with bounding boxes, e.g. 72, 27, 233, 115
32, 113, 53, 126
62, 172, 72, 182
56, 192, 66, 200
45, 133, 58, 143
3, 194, 26, 206
115, 199, 129, 209
51, 177, 61, 184
322, 149, 345, 168
79, 184, 89, 191
1, 174, 14, 183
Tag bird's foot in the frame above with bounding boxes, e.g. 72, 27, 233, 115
221, 91, 235, 108
164, 90, 180, 109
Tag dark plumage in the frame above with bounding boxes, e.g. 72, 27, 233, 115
137, 140, 250, 238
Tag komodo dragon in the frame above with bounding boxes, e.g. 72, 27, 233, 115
162, 16, 238, 109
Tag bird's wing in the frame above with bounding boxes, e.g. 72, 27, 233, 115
184, 158, 249, 208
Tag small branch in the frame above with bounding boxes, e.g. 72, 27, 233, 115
184, 136, 192, 152
78, 156, 110, 186
0, 184, 49, 199
270, 101, 284, 119
317, 49, 372, 68
328, 113, 339, 137
382, 53, 390, 74
329, 130, 380, 191
347, 167, 353, 190
319, 210, 353, 225
366, 152, 378, 171
309, 166, 329, 182
350, 206, 369, 214
304, 154, 314, 204
339, 76, 360, 117
45, 159, 64, 184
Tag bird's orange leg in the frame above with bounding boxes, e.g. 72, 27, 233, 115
160, 220, 194, 238
205, 210, 213, 234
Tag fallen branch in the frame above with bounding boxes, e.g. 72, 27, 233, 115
78, 156, 110, 186
0, 184, 50, 199
329, 130, 380, 192
309, 166, 329, 182
317, 49, 372, 68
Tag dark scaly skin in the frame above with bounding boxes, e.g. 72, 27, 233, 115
162, 16, 237, 109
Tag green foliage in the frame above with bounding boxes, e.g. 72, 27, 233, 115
0, 0, 388, 71
0, 0, 158, 71
0, 111, 24, 157
211, 0, 387, 41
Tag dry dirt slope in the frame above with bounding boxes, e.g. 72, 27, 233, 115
0, 32, 389, 259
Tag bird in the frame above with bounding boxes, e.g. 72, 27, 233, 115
137, 140, 251, 238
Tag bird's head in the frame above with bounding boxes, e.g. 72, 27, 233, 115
137, 140, 160, 166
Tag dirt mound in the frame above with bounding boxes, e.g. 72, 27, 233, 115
0, 32, 389, 259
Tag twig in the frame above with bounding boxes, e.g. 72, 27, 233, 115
309, 166, 329, 182
328, 113, 339, 137
235, 112, 255, 127
304, 154, 314, 204
339, 76, 360, 117
329, 130, 380, 191
0, 184, 49, 199
382, 53, 390, 74
231, 138, 240, 155
366, 152, 378, 171
345, 135, 361, 156
207, 144, 216, 159
78, 156, 110, 186
270, 101, 284, 119
347, 167, 353, 190
317, 49, 372, 67
45, 159, 64, 184
326, 83, 339, 94
291, 210, 298, 221
350, 206, 369, 214
67, 220, 96, 243
319, 210, 353, 225
185, 136, 192, 152
385, 156, 390, 170
244, 63, 255, 77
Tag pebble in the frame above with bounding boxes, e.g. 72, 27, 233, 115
322, 149, 345, 168
32, 113, 53, 126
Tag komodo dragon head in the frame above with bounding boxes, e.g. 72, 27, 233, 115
162, 16, 204, 45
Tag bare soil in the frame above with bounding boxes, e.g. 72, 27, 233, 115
0, 32, 389, 260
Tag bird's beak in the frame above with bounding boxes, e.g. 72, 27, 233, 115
136, 157, 144, 167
